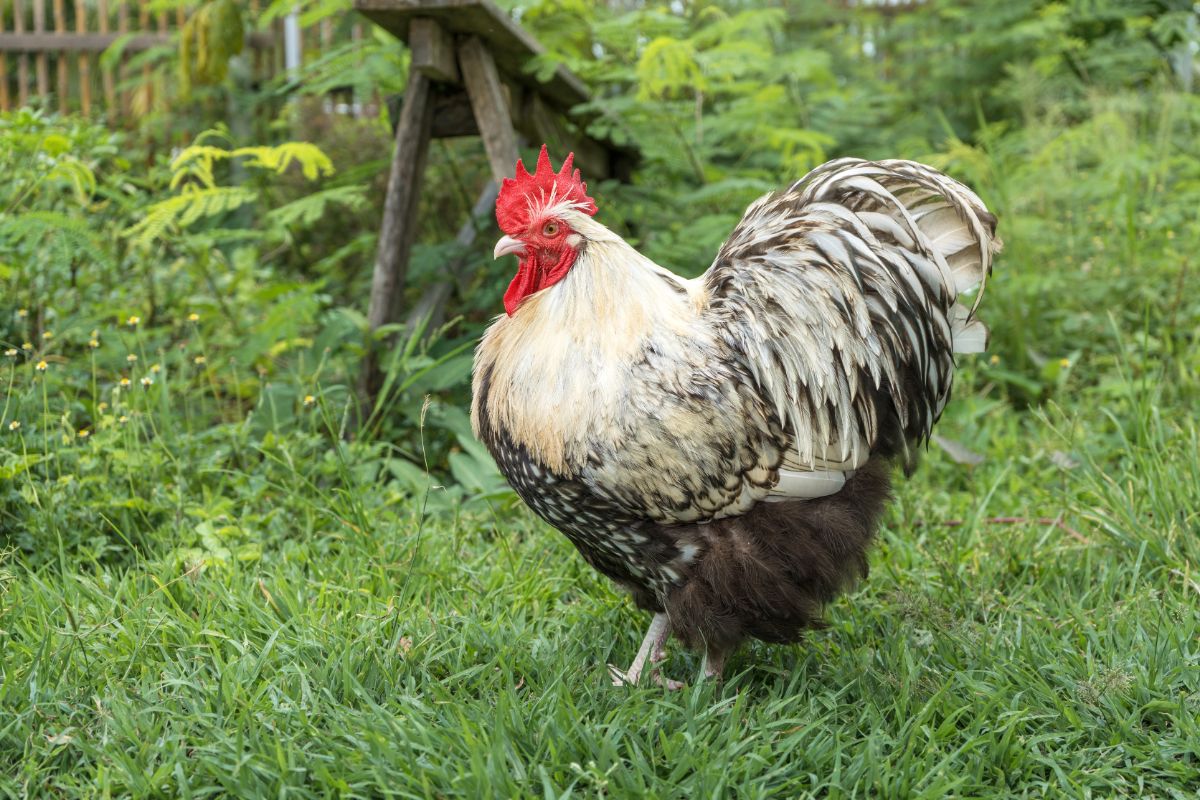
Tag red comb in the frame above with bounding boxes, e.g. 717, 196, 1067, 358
495, 145, 597, 234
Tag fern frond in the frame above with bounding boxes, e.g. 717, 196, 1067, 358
264, 185, 367, 230
122, 186, 258, 248
231, 142, 335, 180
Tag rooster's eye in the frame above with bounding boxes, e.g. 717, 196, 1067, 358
542, 222, 560, 237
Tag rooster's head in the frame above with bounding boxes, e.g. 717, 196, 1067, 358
493, 145, 598, 316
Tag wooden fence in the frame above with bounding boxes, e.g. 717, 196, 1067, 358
0, 1, 367, 118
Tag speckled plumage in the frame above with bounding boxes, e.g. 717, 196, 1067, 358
471, 156, 1000, 672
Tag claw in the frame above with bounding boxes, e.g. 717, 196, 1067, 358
610, 612, 672, 688
608, 663, 636, 687
652, 669, 686, 691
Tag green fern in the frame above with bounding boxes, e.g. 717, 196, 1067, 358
123, 186, 258, 249
265, 186, 367, 230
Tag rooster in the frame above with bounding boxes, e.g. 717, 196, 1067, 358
472, 146, 999, 686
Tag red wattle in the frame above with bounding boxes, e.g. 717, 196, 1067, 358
502, 249, 578, 316
504, 261, 538, 316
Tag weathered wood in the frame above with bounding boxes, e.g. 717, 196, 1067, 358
0, 31, 183, 51
359, 69, 436, 406
98, 0, 115, 111
54, 0, 67, 113
75, 0, 91, 114
459, 36, 519, 181
409, 17, 457, 83
14, 0, 29, 108
33, 0, 49, 98
356, 0, 588, 114
138, 1, 150, 110
387, 89, 476, 138
117, 1, 128, 116
0, 5, 9, 112
355, 0, 638, 175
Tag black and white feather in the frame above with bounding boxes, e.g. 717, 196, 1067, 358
706, 158, 1000, 476
472, 156, 1000, 657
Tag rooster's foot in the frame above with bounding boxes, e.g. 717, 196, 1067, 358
610, 612, 680, 687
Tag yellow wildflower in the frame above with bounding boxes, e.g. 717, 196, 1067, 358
88, 339, 100, 349
21, 342, 32, 351
35, 360, 48, 371
150, 364, 161, 374
42, 331, 53, 340
16, 309, 27, 318
79, 429, 90, 438
119, 377, 131, 388
988, 355, 1000, 365
140, 376, 153, 387
188, 313, 200, 322
98, 402, 108, 412
193, 355, 207, 365
118, 415, 129, 424
126, 353, 138, 363
4, 348, 16, 357
127, 316, 140, 327
303, 394, 316, 407
1059, 358, 1071, 368
8, 420, 19, 431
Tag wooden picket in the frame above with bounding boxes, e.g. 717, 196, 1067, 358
0, 1, 363, 119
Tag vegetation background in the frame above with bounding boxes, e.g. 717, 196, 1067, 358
1, 0, 1198, 796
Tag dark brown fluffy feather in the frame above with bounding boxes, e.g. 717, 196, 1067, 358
661, 458, 892, 652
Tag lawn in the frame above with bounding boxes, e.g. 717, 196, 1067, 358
3, 1, 1200, 797
2, 366, 1198, 797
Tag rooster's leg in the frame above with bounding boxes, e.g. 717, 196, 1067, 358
609, 613, 671, 687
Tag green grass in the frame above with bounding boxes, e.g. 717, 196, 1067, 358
2, 365, 1198, 797
3, 83, 1200, 799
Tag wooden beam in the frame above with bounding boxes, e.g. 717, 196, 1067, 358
33, 0, 49, 98
359, 68, 436, 406
0, 31, 276, 52
98, 0, 115, 114
0, 3, 9, 112
409, 18, 457, 83
76, 0, 91, 115
356, 0, 589, 114
14, 0, 29, 108
54, 0, 67, 113
431, 90, 477, 137
458, 35, 518, 181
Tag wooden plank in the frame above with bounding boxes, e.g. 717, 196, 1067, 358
458, 36, 519, 181
54, 0, 68, 113
117, 1, 128, 116
138, 0, 150, 113
76, 0, 91, 114
0, 32, 184, 51
0, 4, 9, 112
355, 0, 638, 170
98, 0, 115, 112
360, 69, 436, 405
409, 17, 457, 84
14, 0, 29, 107
33, 0, 49, 98
355, 0, 588, 113
389, 88, 477, 138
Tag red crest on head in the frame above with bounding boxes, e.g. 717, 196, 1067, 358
495, 145, 597, 235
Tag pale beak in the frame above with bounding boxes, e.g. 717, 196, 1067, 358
493, 235, 527, 260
